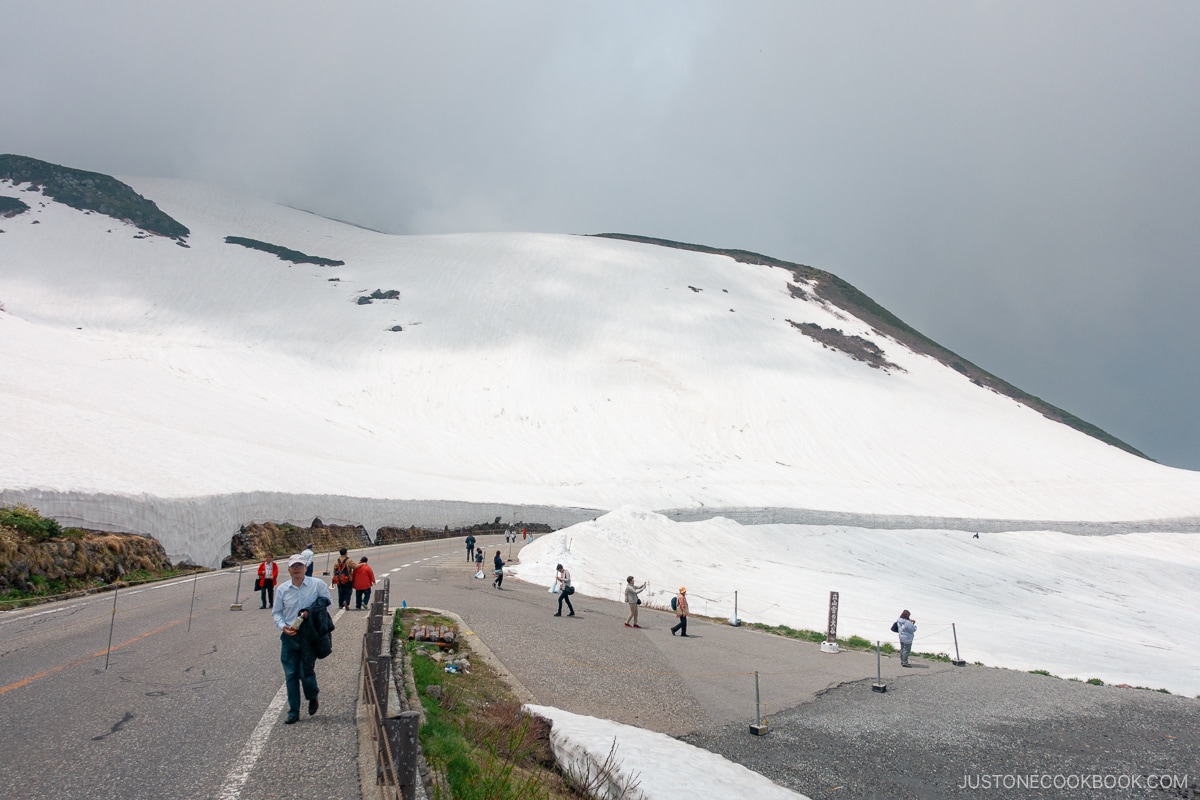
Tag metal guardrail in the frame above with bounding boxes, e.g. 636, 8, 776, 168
360, 581, 420, 800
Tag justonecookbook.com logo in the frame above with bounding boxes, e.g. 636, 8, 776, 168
958, 773, 1190, 791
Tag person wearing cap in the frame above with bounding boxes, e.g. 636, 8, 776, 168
670, 587, 689, 637
553, 564, 574, 616
301, 543, 315, 577
623, 576, 646, 628
273, 554, 334, 724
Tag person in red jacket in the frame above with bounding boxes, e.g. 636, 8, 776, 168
257, 557, 279, 609
352, 556, 377, 610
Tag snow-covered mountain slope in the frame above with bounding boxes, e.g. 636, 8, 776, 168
2, 175, 1198, 565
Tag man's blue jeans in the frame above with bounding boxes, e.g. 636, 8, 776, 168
280, 635, 318, 713
355, 587, 372, 609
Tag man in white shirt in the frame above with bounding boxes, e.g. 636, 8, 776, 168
553, 564, 575, 617
273, 554, 333, 724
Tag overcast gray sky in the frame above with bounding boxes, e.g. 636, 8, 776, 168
3, 2, 1198, 470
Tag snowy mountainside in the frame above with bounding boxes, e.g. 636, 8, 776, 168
1, 172, 1198, 566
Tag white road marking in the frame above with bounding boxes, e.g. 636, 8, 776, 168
214, 682, 289, 800
216, 608, 346, 799
0, 602, 85, 626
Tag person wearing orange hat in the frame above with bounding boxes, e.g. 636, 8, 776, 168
670, 587, 689, 637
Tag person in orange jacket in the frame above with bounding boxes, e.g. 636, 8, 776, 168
352, 556, 377, 610
257, 557, 279, 609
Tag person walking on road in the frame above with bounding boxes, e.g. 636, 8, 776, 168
474, 546, 484, 577
670, 587, 689, 636
273, 554, 334, 724
492, 550, 506, 589
465, 534, 476, 562
257, 557, 278, 609
301, 543, 315, 577
352, 556, 376, 609
895, 609, 917, 667
332, 548, 355, 610
554, 564, 575, 616
624, 576, 646, 628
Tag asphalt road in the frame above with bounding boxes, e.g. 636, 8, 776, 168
1, 533, 914, 798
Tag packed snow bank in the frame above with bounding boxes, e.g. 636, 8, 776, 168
525, 705, 809, 800
4, 177, 1200, 567
510, 509, 1200, 696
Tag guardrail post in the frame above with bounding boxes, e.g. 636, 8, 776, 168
367, 655, 390, 716
382, 710, 420, 800
365, 629, 383, 658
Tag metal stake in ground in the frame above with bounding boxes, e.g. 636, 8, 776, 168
104, 582, 119, 670
187, 569, 199, 632
750, 670, 769, 735
951, 623, 966, 666
230, 563, 244, 611
872, 641, 887, 693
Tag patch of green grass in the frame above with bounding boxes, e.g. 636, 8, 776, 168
1029, 669, 1056, 677
747, 622, 896, 653
1086, 678, 1105, 686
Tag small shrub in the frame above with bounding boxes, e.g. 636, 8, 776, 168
0, 504, 62, 541
1086, 678, 1104, 686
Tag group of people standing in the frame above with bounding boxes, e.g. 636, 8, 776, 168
550, 569, 689, 637
332, 548, 377, 610
257, 546, 377, 612
465, 534, 508, 589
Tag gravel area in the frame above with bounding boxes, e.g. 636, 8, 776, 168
684, 666, 1200, 799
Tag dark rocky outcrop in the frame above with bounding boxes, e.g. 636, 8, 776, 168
0, 154, 189, 238
0, 526, 173, 594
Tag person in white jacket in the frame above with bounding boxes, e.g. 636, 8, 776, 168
624, 576, 646, 628
895, 609, 917, 667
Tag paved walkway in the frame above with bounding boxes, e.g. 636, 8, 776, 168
387, 535, 950, 737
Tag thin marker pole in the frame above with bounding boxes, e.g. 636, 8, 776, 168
104, 584, 119, 670
187, 570, 199, 632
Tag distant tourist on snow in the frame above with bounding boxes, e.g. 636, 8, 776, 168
894, 609, 917, 667
465, 534, 476, 562
257, 557, 278, 609
671, 587, 689, 637
624, 576, 646, 628
352, 556, 376, 609
332, 548, 355, 610
492, 550, 506, 589
301, 543, 315, 577
554, 564, 575, 616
